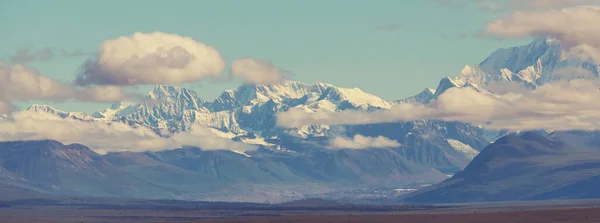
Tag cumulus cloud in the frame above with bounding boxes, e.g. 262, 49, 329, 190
486, 5, 600, 63
0, 64, 133, 103
75, 32, 225, 86
329, 135, 400, 149
229, 58, 289, 85
0, 111, 255, 153
277, 80, 600, 131
10, 47, 54, 63
0, 64, 71, 101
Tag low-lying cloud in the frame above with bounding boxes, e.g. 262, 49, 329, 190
75, 32, 225, 86
329, 135, 400, 149
0, 111, 256, 154
229, 58, 289, 85
277, 80, 600, 131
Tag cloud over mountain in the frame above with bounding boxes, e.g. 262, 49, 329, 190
486, 5, 600, 63
0, 111, 254, 153
329, 134, 400, 149
277, 80, 600, 131
229, 58, 289, 85
75, 32, 225, 86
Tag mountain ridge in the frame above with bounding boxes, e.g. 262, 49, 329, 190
403, 132, 600, 203
3, 37, 600, 203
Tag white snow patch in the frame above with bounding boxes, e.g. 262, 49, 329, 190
446, 139, 480, 160
334, 87, 392, 109
231, 150, 252, 157
240, 137, 274, 146
208, 128, 237, 139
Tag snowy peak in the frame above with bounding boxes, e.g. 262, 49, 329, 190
454, 65, 488, 87
93, 101, 138, 120
210, 81, 329, 111
397, 88, 436, 104
144, 85, 208, 113
149, 85, 206, 105
431, 76, 460, 99
27, 104, 95, 121
313, 82, 333, 92
316, 85, 391, 110
211, 81, 313, 111
27, 104, 62, 114
479, 36, 561, 75
451, 37, 600, 90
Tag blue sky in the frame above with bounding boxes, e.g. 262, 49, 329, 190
1, 0, 530, 113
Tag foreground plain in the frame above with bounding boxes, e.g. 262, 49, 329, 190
3, 195, 600, 223
194, 208, 600, 223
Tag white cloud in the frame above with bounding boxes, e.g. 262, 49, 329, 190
75, 32, 225, 86
329, 135, 400, 149
486, 5, 600, 63
0, 64, 72, 101
229, 58, 288, 85
75, 85, 136, 102
0, 111, 256, 154
277, 80, 600, 131
171, 125, 256, 152
0, 101, 16, 114
549, 67, 597, 79
0, 64, 134, 108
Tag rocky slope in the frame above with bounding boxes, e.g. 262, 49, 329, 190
0, 140, 447, 202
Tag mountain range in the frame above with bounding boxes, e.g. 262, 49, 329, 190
1, 36, 599, 203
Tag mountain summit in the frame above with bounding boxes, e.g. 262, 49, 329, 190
455, 36, 599, 91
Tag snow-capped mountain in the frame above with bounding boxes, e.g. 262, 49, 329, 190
88, 80, 399, 138
210, 81, 326, 111
27, 104, 96, 122
453, 36, 599, 91
4, 37, 596, 202
18, 37, 596, 170
396, 88, 436, 104
16, 78, 488, 174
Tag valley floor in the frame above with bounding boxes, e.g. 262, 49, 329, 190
194, 208, 600, 223
2, 199, 600, 223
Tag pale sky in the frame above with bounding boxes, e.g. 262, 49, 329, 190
1, 0, 531, 113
